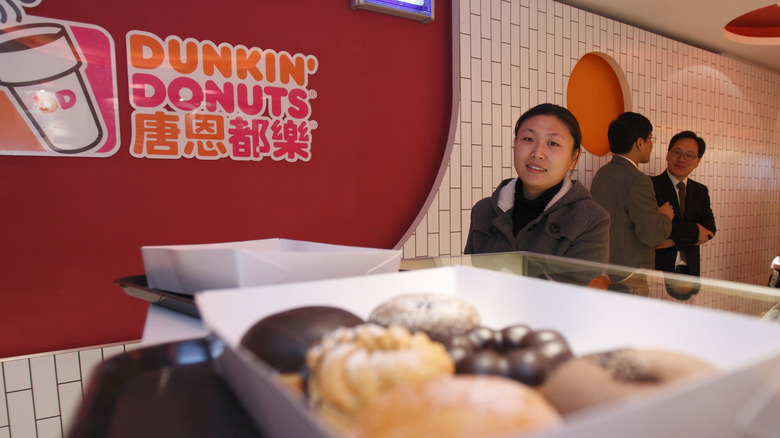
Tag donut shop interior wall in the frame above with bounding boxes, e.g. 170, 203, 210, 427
0, 0, 453, 358
1, 0, 780, 392
1, 1, 780, 437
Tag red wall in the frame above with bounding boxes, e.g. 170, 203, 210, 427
0, 1, 453, 357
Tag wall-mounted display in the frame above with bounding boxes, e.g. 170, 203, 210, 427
351, 0, 434, 23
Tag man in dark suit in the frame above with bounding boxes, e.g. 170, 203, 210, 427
652, 131, 716, 276
591, 112, 674, 269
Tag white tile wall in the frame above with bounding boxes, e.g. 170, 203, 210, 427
403, 0, 780, 290
1, 343, 138, 438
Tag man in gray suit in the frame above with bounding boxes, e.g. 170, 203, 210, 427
591, 112, 673, 269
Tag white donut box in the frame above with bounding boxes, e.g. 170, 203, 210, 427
141, 238, 403, 294
196, 266, 780, 438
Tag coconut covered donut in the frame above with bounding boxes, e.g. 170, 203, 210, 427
367, 293, 481, 343
350, 375, 561, 438
305, 324, 454, 431
542, 348, 718, 413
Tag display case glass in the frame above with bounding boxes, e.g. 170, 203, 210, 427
400, 251, 780, 321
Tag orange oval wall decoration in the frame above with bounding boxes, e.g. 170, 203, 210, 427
567, 52, 629, 157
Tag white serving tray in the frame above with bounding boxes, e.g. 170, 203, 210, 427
141, 238, 402, 294
196, 266, 780, 438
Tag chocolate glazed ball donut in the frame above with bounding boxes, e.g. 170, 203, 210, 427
542, 348, 719, 413
444, 325, 574, 387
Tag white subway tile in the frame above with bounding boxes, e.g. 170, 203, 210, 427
415, 214, 428, 256
101, 346, 126, 361
37, 417, 63, 438
7, 390, 35, 438
30, 356, 60, 419
3, 359, 30, 392
402, 233, 416, 258
0, 363, 7, 427
427, 233, 440, 257
58, 380, 83, 437
78, 349, 103, 393
54, 352, 80, 383
427, 195, 440, 234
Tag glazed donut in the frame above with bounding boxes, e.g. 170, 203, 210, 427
367, 293, 480, 342
542, 348, 718, 413
305, 324, 454, 431
350, 375, 561, 438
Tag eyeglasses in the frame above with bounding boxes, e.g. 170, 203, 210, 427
669, 149, 699, 161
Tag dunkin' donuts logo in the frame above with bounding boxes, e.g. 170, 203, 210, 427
0, 15, 120, 156
126, 31, 319, 162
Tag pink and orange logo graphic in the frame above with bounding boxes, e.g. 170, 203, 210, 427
0, 15, 119, 157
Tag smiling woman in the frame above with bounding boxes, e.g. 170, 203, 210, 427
464, 103, 610, 263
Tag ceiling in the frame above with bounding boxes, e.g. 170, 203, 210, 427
555, 0, 780, 74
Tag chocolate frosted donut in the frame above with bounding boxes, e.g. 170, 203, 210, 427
368, 293, 480, 343
240, 306, 364, 373
444, 325, 574, 387
542, 348, 719, 413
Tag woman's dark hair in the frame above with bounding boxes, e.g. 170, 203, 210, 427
607, 112, 652, 155
513, 103, 582, 152
668, 130, 706, 157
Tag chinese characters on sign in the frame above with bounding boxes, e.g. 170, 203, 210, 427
126, 31, 319, 162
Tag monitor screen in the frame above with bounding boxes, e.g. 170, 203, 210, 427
351, 0, 434, 23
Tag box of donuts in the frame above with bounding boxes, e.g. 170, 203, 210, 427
141, 238, 402, 294
196, 266, 780, 438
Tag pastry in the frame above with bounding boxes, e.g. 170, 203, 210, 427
542, 348, 718, 413
445, 325, 573, 386
240, 305, 364, 374
350, 375, 561, 438
368, 293, 480, 342
305, 324, 454, 431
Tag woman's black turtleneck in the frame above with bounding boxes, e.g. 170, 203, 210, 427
512, 179, 564, 236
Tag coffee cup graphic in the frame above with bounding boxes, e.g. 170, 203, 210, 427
0, 23, 103, 154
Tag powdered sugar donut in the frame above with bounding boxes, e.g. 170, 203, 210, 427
368, 293, 481, 343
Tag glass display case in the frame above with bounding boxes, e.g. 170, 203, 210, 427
400, 251, 780, 321
73, 251, 780, 438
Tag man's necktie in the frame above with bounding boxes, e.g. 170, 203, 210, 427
677, 181, 686, 218
677, 181, 688, 264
